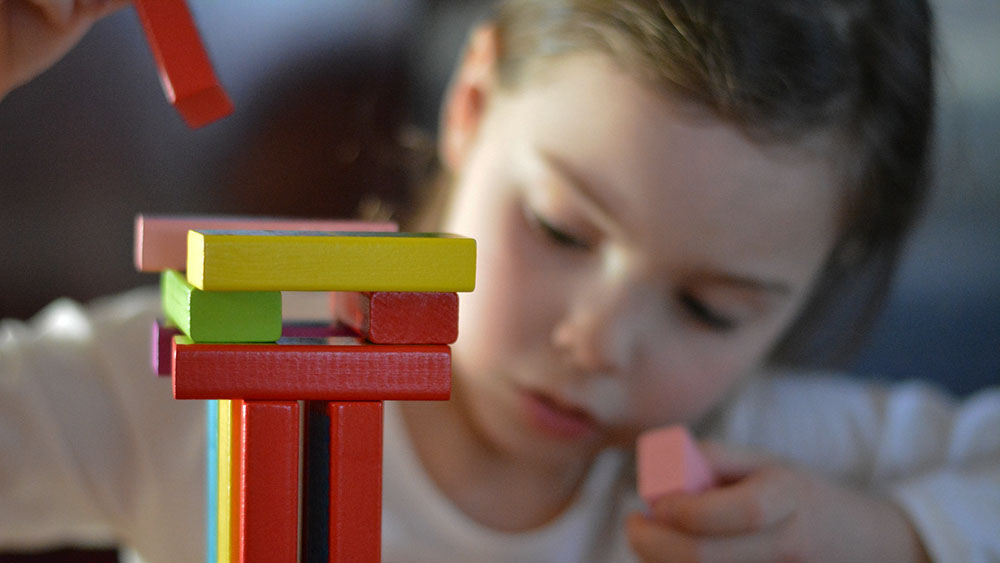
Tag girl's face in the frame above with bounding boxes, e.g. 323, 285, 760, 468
440, 50, 842, 468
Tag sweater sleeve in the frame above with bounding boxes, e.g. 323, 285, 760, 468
0, 288, 205, 563
713, 374, 1000, 563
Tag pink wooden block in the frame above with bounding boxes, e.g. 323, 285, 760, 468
134, 215, 398, 272
637, 426, 714, 506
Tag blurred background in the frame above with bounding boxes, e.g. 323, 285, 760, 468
0, 0, 996, 559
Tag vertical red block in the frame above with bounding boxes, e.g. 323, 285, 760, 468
332, 292, 458, 344
329, 401, 383, 562
239, 401, 299, 563
133, 0, 234, 128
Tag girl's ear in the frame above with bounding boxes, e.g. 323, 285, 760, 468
439, 24, 500, 172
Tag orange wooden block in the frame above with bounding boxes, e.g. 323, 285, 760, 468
332, 292, 459, 344
132, 0, 233, 128
171, 335, 451, 401
239, 401, 299, 563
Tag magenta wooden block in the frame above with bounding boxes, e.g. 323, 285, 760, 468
134, 215, 398, 272
637, 426, 714, 506
152, 320, 181, 377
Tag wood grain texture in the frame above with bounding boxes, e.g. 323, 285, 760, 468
134, 215, 397, 273
172, 335, 451, 400
151, 320, 181, 376
186, 230, 476, 292
239, 401, 299, 563
161, 269, 282, 343
132, 0, 233, 127
327, 402, 382, 563
332, 292, 458, 344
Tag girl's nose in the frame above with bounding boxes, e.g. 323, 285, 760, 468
550, 271, 654, 375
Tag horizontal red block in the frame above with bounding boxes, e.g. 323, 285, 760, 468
172, 337, 451, 400
333, 292, 458, 344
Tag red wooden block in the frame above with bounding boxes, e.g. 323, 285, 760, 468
332, 292, 459, 344
172, 336, 451, 401
239, 401, 299, 563
133, 0, 233, 128
328, 401, 382, 562
151, 320, 181, 376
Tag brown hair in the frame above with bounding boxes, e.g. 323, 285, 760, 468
459, 0, 934, 367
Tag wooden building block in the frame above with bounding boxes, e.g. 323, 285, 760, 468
205, 401, 218, 563
172, 335, 451, 401
239, 401, 299, 563
303, 402, 382, 562
216, 400, 241, 563
332, 292, 459, 344
132, 0, 233, 128
186, 230, 477, 292
134, 215, 397, 273
152, 320, 181, 376
637, 426, 714, 506
161, 269, 282, 343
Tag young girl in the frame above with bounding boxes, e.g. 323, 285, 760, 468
2, 1, 998, 562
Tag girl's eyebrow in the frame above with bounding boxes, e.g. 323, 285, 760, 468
537, 149, 625, 237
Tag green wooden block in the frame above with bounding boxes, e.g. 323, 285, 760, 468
161, 269, 282, 343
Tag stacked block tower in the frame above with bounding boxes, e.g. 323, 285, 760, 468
135, 215, 476, 562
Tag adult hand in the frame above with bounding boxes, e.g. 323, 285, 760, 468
626, 442, 931, 562
0, 0, 128, 99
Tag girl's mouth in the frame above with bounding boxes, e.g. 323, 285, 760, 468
519, 387, 599, 441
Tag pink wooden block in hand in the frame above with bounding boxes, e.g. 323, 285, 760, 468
637, 426, 714, 506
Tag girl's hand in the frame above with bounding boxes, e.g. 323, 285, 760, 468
626, 443, 931, 562
0, 0, 128, 99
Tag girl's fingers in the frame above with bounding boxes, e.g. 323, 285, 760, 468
26, 0, 75, 25
626, 512, 787, 563
650, 467, 797, 535
26, 0, 127, 27
699, 440, 771, 481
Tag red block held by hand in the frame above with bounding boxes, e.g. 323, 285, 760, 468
133, 0, 233, 128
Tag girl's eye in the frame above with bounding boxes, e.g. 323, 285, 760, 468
525, 208, 592, 250
677, 291, 737, 332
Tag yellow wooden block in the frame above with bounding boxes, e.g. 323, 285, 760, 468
217, 399, 238, 563
187, 230, 477, 292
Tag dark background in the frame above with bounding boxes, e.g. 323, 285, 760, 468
0, 0, 996, 559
